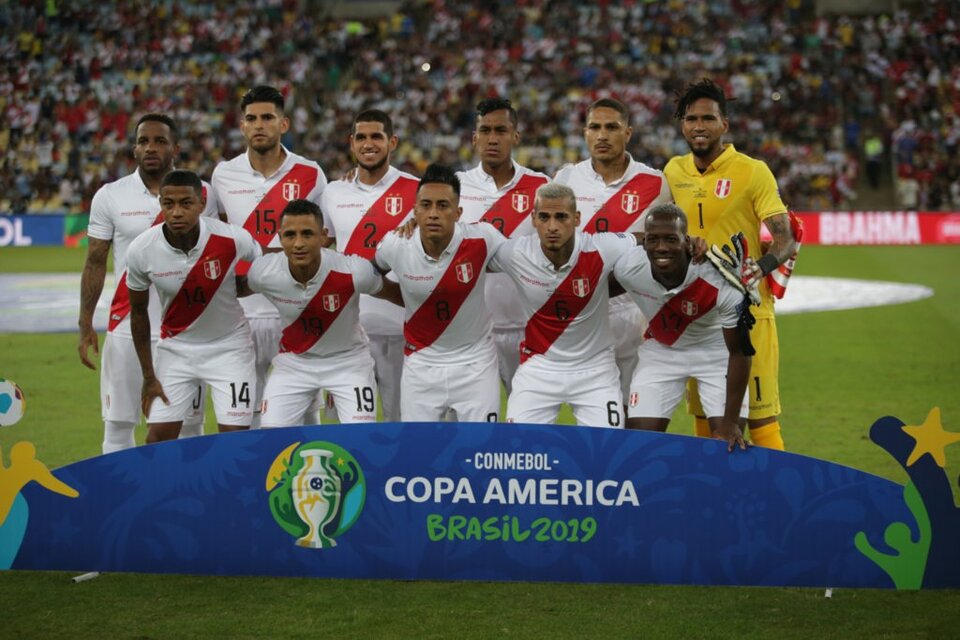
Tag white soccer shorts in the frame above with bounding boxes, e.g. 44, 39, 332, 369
507, 354, 624, 428
368, 333, 405, 422
610, 301, 647, 405
248, 316, 280, 409
400, 350, 500, 423
148, 332, 256, 426
627, 340, 748, 420
260, 350, 378, 427
492, 327, 523, 394
100, 332, 203, 425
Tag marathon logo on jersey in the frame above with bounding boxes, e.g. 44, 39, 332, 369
385, 196, 404, 216
455, 262, 474, 284
511, 192, 530, 213
202, 259, 222, 280
571, 278, 590, 298
282, 182, 300, 201
621, 191, 640, 215
714, 179, 732, 199
680, 300, 699, 316
322, 294, 340, 312
629, 392, 639, 407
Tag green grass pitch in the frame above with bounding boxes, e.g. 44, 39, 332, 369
1, 245, 959, 638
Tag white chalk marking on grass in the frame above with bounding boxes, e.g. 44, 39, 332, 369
775, 276, 932, 315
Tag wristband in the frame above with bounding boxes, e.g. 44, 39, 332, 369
756, 253, 779, 275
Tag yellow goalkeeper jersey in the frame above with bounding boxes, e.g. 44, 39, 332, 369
664, 144, 787, 318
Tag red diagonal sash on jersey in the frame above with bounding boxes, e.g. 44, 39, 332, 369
236, 164, 319, 275
403, 238, 487, 355
161, 234, 237, 339
343, 176, 420, 259
520, 250, 604, 363
643, 278, 718, 346
108, 186, 209, 331
583, 172, 664, 233
480, 173, 548, 237
279, 271, 355, 354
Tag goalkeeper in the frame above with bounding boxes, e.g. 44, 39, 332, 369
664, 78, 800, 450
612, 204, 755, 452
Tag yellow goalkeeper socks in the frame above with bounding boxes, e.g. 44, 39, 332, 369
749, 422, 785, 450
694, 417, 712, 437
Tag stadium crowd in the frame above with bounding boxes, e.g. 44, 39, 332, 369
2, 0, 959, 215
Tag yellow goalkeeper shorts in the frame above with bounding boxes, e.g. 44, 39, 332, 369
686, 316, 780, 421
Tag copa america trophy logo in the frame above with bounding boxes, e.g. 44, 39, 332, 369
266, 441, 366, 549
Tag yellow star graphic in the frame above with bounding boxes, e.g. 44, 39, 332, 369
337, 457, 345, 466
901, 407, 960, 467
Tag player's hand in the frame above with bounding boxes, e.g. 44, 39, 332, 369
741, 256, 764, 289
393, 218, 418, 239
687, 236, 708, 263
78, 326, 100, 370
142, 377, 169, 418
714, 421, 747, 452
706, 233, 761, 305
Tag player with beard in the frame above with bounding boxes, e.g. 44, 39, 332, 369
321, 109, 419, 422
212, 86, 327, 427
79, 113, 218, 452
554, 98, 673, 409
664, 79, 799, 450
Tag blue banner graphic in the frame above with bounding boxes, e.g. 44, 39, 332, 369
3, 417, 958, 588
0, 215, 64, 247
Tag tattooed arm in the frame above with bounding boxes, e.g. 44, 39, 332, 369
78, 238, 112, 370
743, 213, 799, 286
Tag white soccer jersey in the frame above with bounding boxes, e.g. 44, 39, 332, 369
488, 230, 636, 367
211, 147, 327, 319
553, 155, 672, 234
87, 170, 219, 337
247, 249, 383, 358
125, 217, 261, 343
457, 161, 550, 331
614, 253, 743, 350
320, 166, 418, 336
375, 221, 505, 365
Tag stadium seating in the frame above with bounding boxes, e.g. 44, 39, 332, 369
1, 1, 958, 214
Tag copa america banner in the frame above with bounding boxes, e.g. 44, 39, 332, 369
3, 414, 959, 588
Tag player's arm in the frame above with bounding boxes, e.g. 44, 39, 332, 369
236, 275, 253, 297
78, 237, 112, 370
129, 288, 167, 417
717, 326, 751, 452
373, 278, 404, 307
743, 213, 798, 287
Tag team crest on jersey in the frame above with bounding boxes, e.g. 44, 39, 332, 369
322, 294, 340, 312
202, 259, 221, 280
282, 182, 300, 201
680, 300, 699, 316
385, 196, 404, 216
621, 191, 640, 214
511, 192, 530, 213
571, 278, 590, 298
714, 179, 732, 199
455, 262, 474, 284
629, 392, 639, 407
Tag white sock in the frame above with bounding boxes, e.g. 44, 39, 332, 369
102, 420, 136, 454
179, 419, 205, 438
